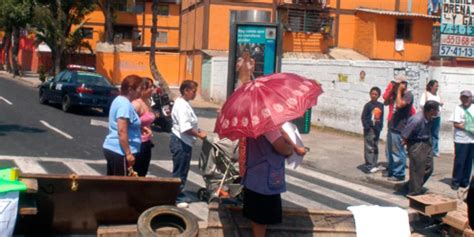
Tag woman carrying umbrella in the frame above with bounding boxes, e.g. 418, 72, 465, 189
215, 73, 323, 236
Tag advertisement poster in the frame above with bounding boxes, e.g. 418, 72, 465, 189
440, 0, 474, 57
233, 25, 277, 90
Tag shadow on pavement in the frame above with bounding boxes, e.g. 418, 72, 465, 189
0, 124, 46, 136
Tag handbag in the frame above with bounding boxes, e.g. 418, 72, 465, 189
464, 108, 474, 134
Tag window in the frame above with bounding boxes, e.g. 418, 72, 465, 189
157, 5, 170, 16
157, 31, 168, 43
113, 25, 134, 40
59, 72, 73, 83
396, 19, 412, 40
115, 0, 145, 13
285, 9, 328, 33
81, 27, 93, 39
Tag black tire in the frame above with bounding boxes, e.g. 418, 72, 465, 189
39, 90, 48, 105
137, 205, 198, 237
102, 107, 110, 116
61, 95, 72, 112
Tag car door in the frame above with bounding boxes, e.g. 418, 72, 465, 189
50, 71, 72, 102
44, 71, 65, 103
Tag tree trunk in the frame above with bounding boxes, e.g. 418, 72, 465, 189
5, 32, 12, 73
104, 0, 114, 43
55, 0, 64, 74
0, 35, 6, 70
11, 27, 21, 76
150, 0, 171, 95
54, 49, 62, 75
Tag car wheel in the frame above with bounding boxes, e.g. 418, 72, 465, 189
137, 205, 198, 237
62, 95, 72, 112
39, 90, 48, 105
102, 107, 110, 116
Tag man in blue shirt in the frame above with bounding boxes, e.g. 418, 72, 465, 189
401, 100, 440, 195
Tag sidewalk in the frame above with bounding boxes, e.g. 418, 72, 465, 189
190, 97, 461, 201
6, 70, 461, 200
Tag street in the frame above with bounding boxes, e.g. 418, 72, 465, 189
0, 75, 409, 224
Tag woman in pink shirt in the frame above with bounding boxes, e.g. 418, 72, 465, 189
132, 77, 156, 176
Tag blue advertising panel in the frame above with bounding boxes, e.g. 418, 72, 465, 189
233, 24, 278, 90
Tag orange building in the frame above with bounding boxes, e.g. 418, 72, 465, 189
79, 0, 180, 52
78, 0, 182, 85
328, 0, 437, 62
179, 0, 330, 88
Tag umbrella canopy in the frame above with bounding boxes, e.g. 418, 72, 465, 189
214, 73, 323, 140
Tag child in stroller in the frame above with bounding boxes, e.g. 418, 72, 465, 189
198, 133, 242, 203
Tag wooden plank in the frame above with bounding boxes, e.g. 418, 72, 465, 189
18, 193, 37, 216
97, 225, 137, 237
464, 228, 474, 237
19, 178, 38, 193
19, 207, 38, 215
208, 204, 356, 236
408, 193, 457, 216
442, 202, 469, 232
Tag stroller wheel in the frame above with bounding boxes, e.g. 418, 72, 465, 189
208, 196, 221, 204
197, 188, 209, 202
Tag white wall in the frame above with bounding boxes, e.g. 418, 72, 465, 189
430, 66, 474, 153
208, 58, 472, 154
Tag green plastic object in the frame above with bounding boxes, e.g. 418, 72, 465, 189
0, 168, 27, 193
0, 179, 27, 193
292, 108, 312, 134
0, 167, 18, 181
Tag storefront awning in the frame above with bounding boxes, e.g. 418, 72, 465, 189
356, 7, 440, 19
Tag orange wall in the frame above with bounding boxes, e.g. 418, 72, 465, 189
372, 15, 432, 62
180, 6, 205, 51
353, 13, 376, 57
336, 14, 357, 49
80, 3, 180, 51
283, 32, 328, 53
96, 51, 181, 86
207, 5, 273, 50
352, 12, 432, 62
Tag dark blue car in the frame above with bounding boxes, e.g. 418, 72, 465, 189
39, 65, 119, 114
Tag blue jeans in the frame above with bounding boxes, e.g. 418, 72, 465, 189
386, 131, 407, 179
452, 143, 474, 188
431, 117, 441, 156
169, 134, 193, 203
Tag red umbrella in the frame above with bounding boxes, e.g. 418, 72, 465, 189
214, 73, 323, 140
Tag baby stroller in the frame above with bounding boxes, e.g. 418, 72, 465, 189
198, 133, 243, 203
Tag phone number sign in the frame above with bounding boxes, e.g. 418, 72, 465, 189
440, 0, 474, 57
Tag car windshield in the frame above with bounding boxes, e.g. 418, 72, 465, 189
75, 72, 111, 86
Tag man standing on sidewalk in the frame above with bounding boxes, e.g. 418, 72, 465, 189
384, 74, 414, 182
402, 101, 440, 195
450, 90, 474, 190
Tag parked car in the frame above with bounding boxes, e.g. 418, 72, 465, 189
39, 65, 119, 114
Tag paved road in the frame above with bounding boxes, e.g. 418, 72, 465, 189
0, 75, 410, 225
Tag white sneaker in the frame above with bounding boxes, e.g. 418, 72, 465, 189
369, 167, 380, 173
176, 202, 189, 208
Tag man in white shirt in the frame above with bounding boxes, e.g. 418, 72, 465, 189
450, 90, 474, 190
170, 80, 207, 208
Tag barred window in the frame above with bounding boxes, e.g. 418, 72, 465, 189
285, 9, 328, 33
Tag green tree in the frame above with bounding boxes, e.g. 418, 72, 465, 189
150, 0, 170, 95
0, 0, 33, 76
32, 0, 96, 74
